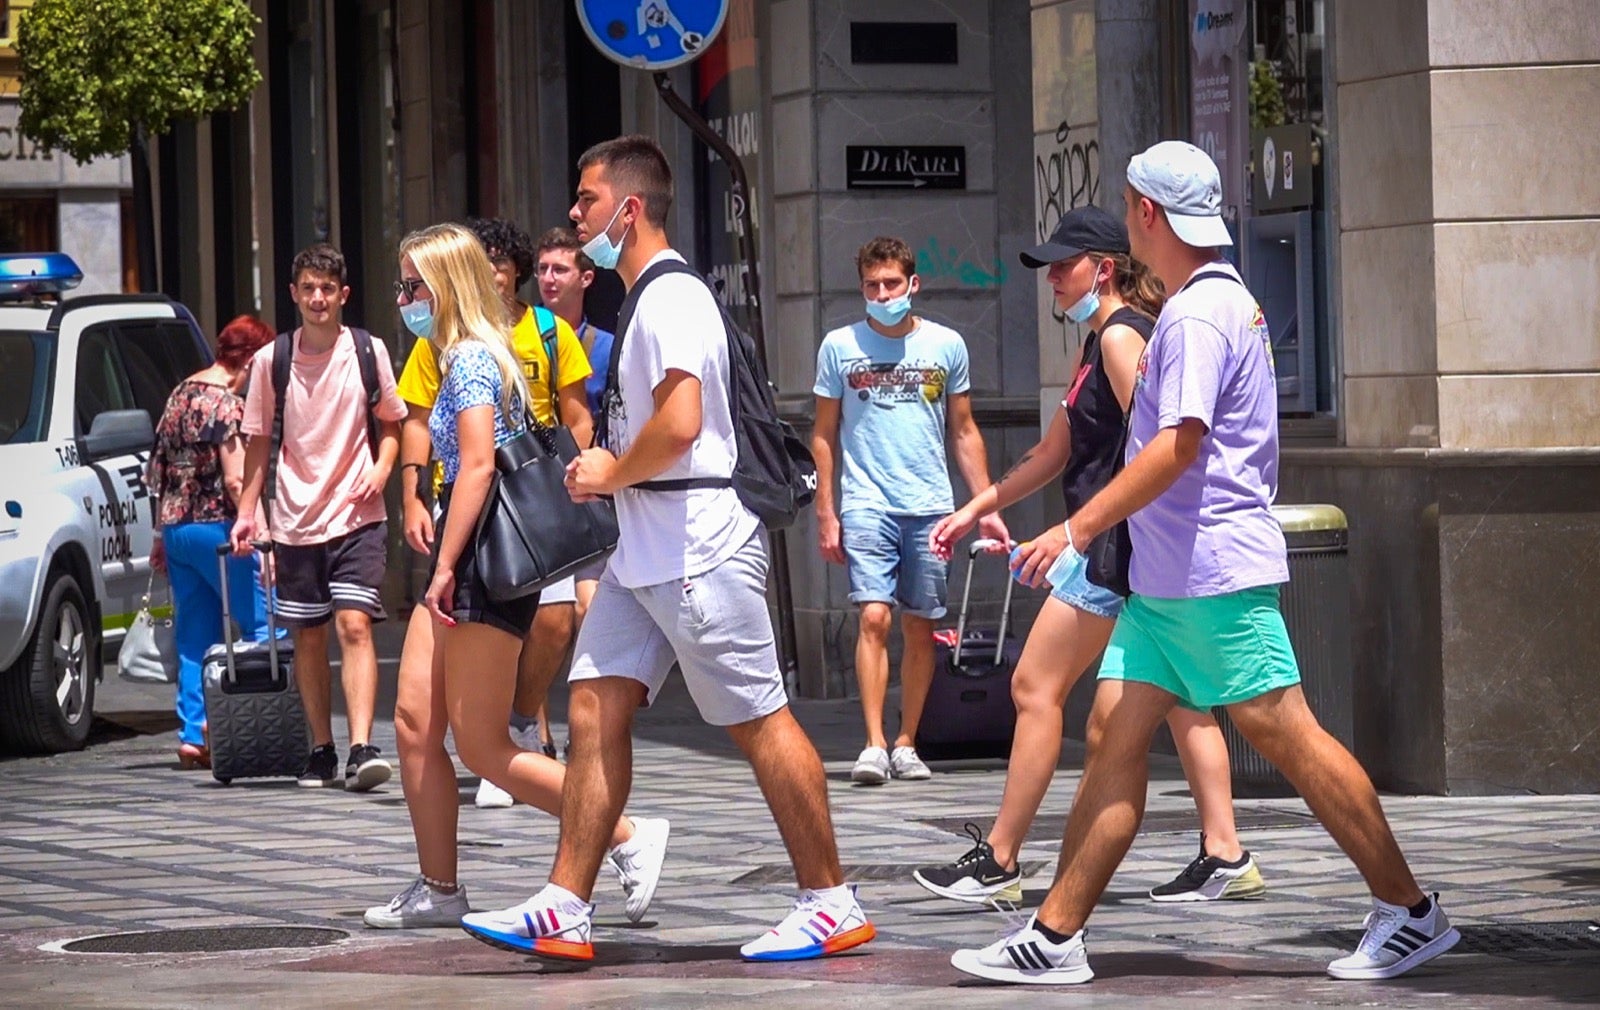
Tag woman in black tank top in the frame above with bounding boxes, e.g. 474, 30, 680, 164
916, 208, 1262, 906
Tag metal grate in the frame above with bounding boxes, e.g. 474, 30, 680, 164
918, 807, 1316, 845
61, 926, 348, 955
733, 861, 1049, 886
1317, 921, 1600, 965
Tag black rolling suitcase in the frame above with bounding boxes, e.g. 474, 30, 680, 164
203, 542, 309, 784
915, 540, 1021, 760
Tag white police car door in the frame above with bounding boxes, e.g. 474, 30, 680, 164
71, 321, 158, 629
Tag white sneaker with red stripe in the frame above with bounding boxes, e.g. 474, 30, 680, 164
459, 886, 594, 961
739, 886, 876, 961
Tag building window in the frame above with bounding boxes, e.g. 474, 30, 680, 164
1184, 0, 1335, 420
0, 193, 56, 252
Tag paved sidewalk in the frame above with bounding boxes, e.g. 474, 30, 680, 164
1, 634, 1597, 1008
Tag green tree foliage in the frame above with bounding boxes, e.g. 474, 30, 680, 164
15, 0, 261, 163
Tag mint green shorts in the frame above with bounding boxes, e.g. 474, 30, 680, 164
1097, 585, 1301, 711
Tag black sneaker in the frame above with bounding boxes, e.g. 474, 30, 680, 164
298, 743, 342, 788
1149, 834, 1266, 902
345, 743, 393, 793
912, 823, 1023, 904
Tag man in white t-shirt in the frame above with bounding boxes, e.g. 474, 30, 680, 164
460, 135, 875, 966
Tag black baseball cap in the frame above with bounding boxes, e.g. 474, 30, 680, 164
1019, 205, 1130, 268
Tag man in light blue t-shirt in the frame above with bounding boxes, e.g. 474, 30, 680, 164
812, 236, 1009, 786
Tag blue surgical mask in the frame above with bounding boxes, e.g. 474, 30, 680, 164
399, 298, 434, 339
1066, 265, 1104, 324
865, 293, 912, 326
581, 200, 632, 271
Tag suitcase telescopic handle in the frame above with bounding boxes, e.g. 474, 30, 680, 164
214, 540, 284, 687
952, 541, 1017, 667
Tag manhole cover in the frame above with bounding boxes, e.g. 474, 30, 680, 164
1317, 921, 1600, 965
61, 926, 348, 954
733, 861, 1049, 885
919, 807, 1315, 845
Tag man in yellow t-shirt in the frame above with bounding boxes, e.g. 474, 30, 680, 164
395, 218, 593, 808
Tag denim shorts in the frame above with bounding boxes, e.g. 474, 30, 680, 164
1097, 585, 1301, 712
1049, 556, 1126, 619
841, 509, 949, 619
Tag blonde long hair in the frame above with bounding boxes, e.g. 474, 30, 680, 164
399, 223, 529, 423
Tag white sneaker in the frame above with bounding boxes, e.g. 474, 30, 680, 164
889, 745, 932, 780
851, 746, 891, 785
509, 720, 544, 754
1327, 894, 1459, 980
363, 877, 470, 929
473, 777, 515, 808
608, 816, 670, 922
950, 913, 1094, 985
460, 885, 594, 961
739, 886, 875, 961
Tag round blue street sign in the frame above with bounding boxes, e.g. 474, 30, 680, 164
576, 0, 729, 71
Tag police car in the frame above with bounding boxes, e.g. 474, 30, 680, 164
0, 253, 210, 753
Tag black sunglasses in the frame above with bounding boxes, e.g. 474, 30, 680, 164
394, 277, 426, 301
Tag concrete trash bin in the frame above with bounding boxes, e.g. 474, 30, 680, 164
1216, 504, 1355, 796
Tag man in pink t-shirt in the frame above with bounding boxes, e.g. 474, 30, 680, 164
233, 243, 408, 792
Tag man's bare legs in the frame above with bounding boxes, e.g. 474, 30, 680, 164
1033, 679, 1177, 934
292, 624, 335, 746
854, 602, 894, 750
520, 602, 575, 750
334, 609, 379, 746
894, 613, 936, 749
549, 676, 648, 901
1226, 686, 1422, 906
727, 706, 845, 890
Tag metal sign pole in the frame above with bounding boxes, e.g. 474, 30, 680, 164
650, 71, 801, 686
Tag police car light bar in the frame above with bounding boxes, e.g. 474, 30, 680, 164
0, 252, 84, 300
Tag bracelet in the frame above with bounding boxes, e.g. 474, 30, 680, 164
400, 462, 426, 473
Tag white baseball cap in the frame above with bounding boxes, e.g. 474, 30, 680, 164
1126, 141, 1233, 248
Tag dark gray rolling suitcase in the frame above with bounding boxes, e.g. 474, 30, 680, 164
915, 540, 1021, 761
203, 542, 308, 784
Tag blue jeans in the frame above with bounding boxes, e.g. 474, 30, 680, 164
163, 521, 274, 746
841, 509, 949, 619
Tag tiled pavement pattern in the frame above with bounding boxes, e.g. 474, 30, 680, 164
1, 642, 1598, 1008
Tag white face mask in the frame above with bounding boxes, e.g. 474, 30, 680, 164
580, 200, 632, 270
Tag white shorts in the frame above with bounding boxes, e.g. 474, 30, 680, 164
540, 574, 577, 605
568, 532, 787, 727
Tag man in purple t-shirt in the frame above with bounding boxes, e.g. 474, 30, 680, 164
951, 142, 1458, 987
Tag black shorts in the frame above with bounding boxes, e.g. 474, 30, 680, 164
433, 486, 540, 638
274, 521, 389, 628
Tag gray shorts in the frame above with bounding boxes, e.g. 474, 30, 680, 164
568, 532, 787, 727
540, 574, 577, 605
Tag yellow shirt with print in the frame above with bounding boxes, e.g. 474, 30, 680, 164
397, 306, 593, 492
397, 305, 593, 422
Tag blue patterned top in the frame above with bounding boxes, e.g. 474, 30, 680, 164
428, 341, 520, 483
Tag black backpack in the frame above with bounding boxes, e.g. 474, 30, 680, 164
599, 259, 816, 530
265, 327, 383, 502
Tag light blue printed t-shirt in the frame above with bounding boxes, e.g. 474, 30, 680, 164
813, 318, 970, 516
1126, 262, 1289, 598
428, 340, 519, 483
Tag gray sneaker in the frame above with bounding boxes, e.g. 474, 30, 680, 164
851, 746, 891, 785
890, 746, 932, 780
363, 877, 470, 929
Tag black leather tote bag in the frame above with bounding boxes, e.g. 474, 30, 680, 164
473, 418, 618, 601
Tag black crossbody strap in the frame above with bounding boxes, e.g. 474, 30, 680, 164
1179, 267, 1243, 293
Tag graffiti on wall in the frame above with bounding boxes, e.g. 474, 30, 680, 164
915, 236, 1008, 289
1034, 120, 1101, 350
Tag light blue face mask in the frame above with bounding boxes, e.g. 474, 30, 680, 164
865, 293, 913, 326
581, 199, 633, 271
1064, 264, 1104, 324
399, 297, 434, 339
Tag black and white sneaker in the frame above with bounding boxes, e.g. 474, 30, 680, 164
345, 744, 392, 792
950, 913, 1094, 985
1149, 835, 1266, 902
913, 823, 1023, 904
298, 743, 342, 788
1327, 894, 1459, 980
